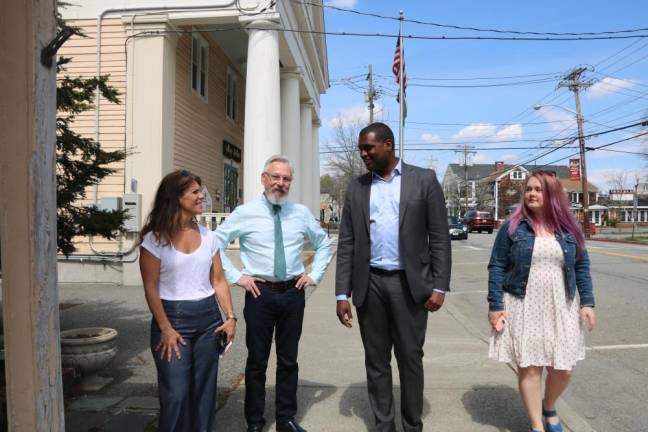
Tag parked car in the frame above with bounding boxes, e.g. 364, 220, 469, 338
463, 210, 495, 234
448, 216, 468, 240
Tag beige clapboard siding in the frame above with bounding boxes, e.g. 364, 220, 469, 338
174, 30, 245, 212
57, 18, 128, 253
57, 17, 127, 204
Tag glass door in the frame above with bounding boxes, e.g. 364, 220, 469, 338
224, 164, 239, 212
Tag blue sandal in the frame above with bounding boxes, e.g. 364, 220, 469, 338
542, 405, 563, 432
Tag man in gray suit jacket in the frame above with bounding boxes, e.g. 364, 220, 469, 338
335, 122, 451, 432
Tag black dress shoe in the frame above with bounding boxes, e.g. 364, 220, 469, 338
276, 420, 307, 432
247, 425, 264, 432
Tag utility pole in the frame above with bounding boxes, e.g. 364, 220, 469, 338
632, 175, 639, 239
455, 145, 476, 214
559, 66, 593, 238
366, 64, 377, 123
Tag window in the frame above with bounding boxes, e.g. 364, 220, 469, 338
191, 33, 208, 98
226, 68, 238, 121
510, 170, 525, 181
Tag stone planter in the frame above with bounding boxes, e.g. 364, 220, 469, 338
60, 327, 118, 375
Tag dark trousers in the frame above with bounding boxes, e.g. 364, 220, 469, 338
243, 285, 305, 427
151, 296, 222, 432
357, 270, 428, 432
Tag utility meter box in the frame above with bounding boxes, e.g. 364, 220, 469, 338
122, 193, 141, 232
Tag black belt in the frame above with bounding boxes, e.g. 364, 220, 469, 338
369, 267, 405, 276
257, 278, 299, 289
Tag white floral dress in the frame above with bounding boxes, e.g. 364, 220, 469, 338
489, 236, 586, 370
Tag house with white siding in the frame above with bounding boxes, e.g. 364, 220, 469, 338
57, 0, 328, 284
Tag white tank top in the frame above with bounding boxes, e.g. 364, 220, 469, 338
141, 225, 220, 300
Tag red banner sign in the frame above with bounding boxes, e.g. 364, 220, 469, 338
569, 159, 580, 181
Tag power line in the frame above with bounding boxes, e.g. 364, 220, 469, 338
595, 148, 647, 156
374, 72, 561, 81
131, 27, 648, 42
534, 131, 648, 169
383, 119, 574, 127
595, 39, 645, 70
597, 40, 648, 74
299, 0, 648, 37
320, 145, 579, 154
406, 78, 559, 88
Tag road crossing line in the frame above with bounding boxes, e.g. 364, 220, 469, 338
587, 343, 648, 351
588, 249, 648, 262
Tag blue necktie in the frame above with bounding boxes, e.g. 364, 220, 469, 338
272, 204, 287, 280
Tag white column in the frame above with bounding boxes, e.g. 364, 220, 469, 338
280, 68, 302, 201
123, 22, 177, 285
0, 0, 64, 429
299, 100, 314, 216
312, 119, 322, 219
241, 17, 281, 202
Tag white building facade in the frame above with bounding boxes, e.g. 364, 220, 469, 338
58, 0, 328, 285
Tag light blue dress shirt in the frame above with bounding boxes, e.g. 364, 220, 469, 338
215, 195, 333, 284
336, 160, 445, 301
369, 159, 402, 271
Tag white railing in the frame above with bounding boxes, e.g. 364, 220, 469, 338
198, 212, 239, 249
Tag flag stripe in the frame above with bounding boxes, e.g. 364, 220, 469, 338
392, 34, 407, 90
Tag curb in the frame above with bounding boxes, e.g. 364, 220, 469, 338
589, 238, 648, 246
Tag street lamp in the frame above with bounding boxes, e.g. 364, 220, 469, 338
534, 103, 591, 238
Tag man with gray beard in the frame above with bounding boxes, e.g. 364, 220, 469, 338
216, 155, 333, 432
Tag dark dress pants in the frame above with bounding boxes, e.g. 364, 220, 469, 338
357, 270, 428, 432
151, 296, 222, 432
243, 285, 305, 428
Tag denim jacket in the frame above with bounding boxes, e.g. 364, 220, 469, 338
487, 219, 595, 311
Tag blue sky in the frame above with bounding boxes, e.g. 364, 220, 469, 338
318, 0, 648, 191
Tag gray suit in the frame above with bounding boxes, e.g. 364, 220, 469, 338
335, 162, 451, 432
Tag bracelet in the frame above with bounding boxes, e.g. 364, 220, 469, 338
226, 315, 238, 322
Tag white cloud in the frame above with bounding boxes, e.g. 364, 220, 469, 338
451, 123, 524, 142
500, 153, 518, 161
472, 154, 490, 163
324, 103, 383, 128
590, 77, 636, 98
495, 124, 523, 141
420, 133, 442, 143
453, 123, 497, 139
325, 0, 358, 7
534, 107, 575, 132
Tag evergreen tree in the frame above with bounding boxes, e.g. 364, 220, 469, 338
56, 20, 127, 255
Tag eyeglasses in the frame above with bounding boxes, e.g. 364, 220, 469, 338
264, 172, 293, 183
180, 169, 191, 176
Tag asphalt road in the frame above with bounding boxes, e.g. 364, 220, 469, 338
447, 232, 648, 432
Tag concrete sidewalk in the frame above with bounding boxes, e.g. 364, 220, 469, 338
62, 255, 596, 431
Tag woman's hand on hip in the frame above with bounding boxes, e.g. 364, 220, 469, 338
156, 328, 187, 362
215, 317, 237, 344
579, 306, 596, 331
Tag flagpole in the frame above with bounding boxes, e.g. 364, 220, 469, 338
398, 10, 405, 161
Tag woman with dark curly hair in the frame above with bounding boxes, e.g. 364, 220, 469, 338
139, 170, 236, 431
487, 170, 596, 432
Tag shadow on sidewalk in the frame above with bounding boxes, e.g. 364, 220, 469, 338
338, 382, 431, 431
461, 384, 529, 431
216, 380, 337, 431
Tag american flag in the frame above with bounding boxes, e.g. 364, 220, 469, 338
392, 32, 407, 95
392, 31, 407, 118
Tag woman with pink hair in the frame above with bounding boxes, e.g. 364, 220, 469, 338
487, 170, 596, 432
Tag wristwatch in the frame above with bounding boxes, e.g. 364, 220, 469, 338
226, 314, 238, 322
